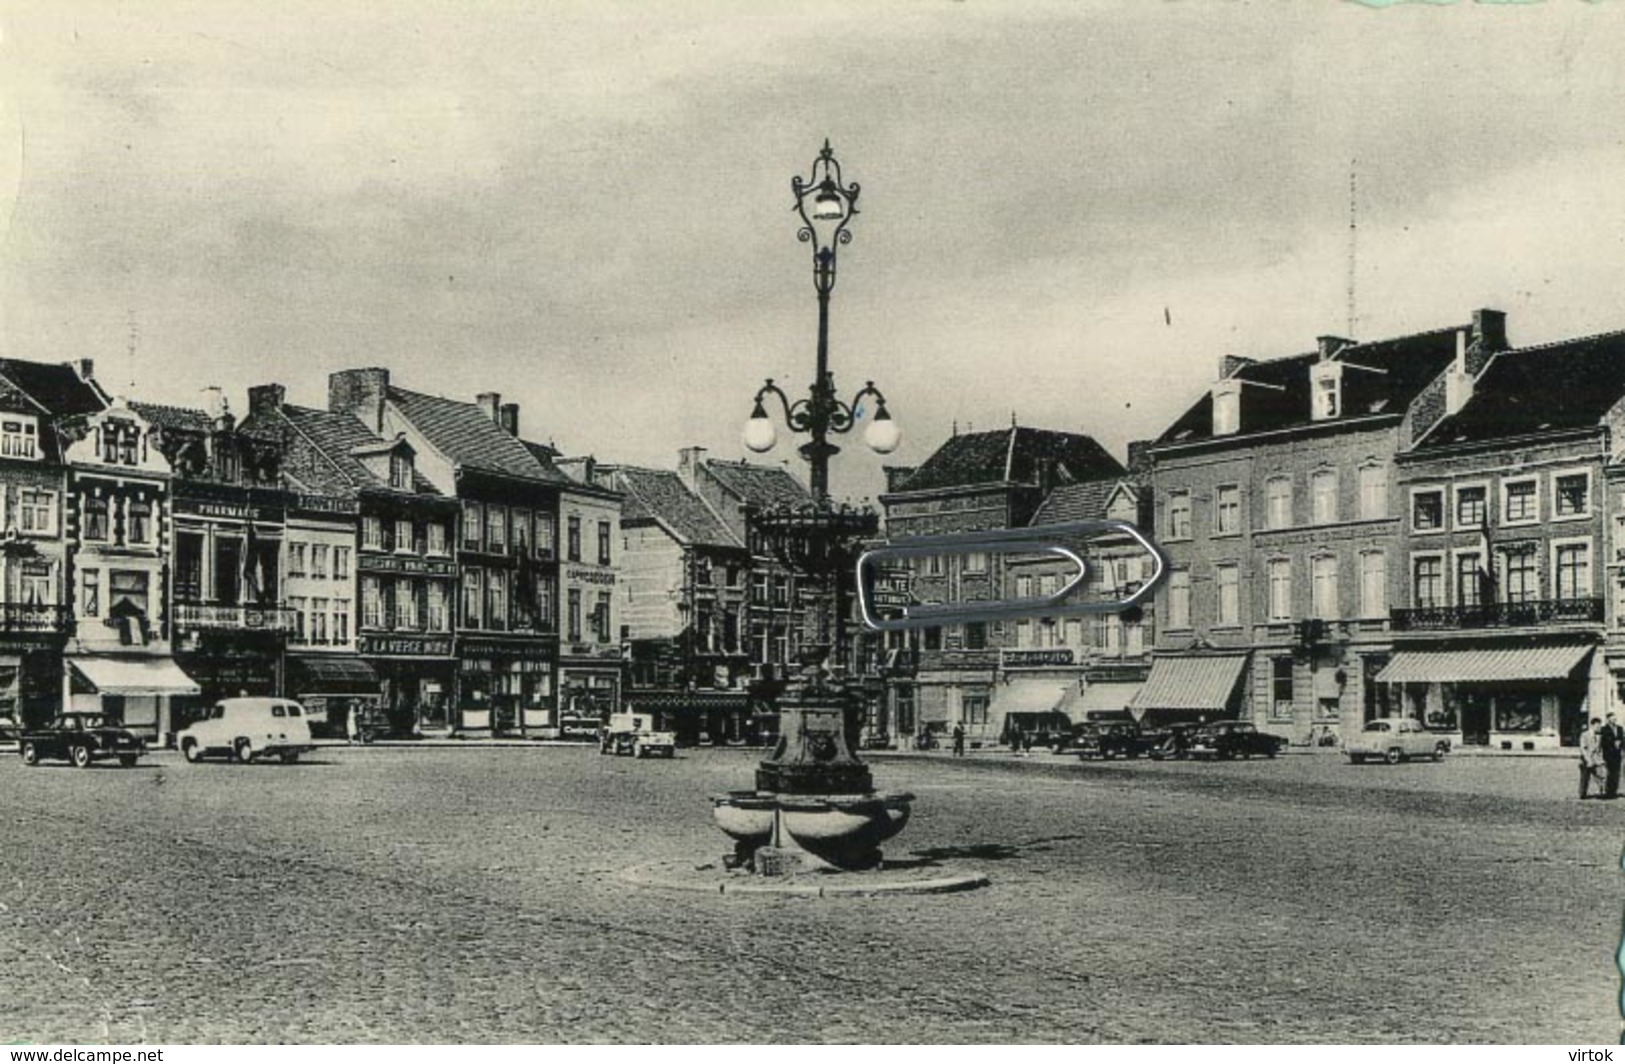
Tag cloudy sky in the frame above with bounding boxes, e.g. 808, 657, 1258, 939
1, 1, 1624, 502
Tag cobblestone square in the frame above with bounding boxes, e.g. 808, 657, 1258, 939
0, 745, 1616, 1043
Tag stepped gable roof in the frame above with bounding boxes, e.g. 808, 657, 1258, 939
1157, 325, 1464, 446
702, 459, 811, 508
892, 426, 1125, 494
129, 401, 213, 434
612, 466, 740, 549
277, 404, 441, 496
0, 360, 107, 417
387, 386, 570, 484
1029, 479, 1118, 526
1417, 330, 1625, 448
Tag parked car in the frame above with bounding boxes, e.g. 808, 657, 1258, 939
599, 711, 676, 759
19, 713, 146, 768
0, 712, 19, 750
1074, 720, 1156, 760
1344, 717, 1450, 765
1147, 722, 1202, 761
176, 698, 315, 764
1187, 720, 1286, 760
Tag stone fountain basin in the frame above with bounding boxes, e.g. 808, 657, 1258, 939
712, 791, 914, 867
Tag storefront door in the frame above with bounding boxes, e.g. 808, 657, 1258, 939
1459, 690, 1491, 746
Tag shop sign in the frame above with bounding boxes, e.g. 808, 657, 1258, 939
295, 494, 361, 516
1002, 648, 1075, 668
565, 568, 616, 585
360, 634, 454, 657
459, 637, 553, 661
563, 642, 621, 660
358, 553, 457, 577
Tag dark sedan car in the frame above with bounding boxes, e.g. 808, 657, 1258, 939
1074, 721, 1156, 760
1186, 720, 1286, 760
19, 714, 146, 768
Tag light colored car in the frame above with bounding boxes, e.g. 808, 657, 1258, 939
1344, 717, 1449, 765
599, 711, 676, 759
176, 698, 316, 764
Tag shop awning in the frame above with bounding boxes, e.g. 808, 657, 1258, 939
989, 680, 1069, 734
1376, 642, 1594, 684
69, 656, 201, 697
1069, 681, 1143, 721
288, 655, 381, 696
1129, 654, 1249, 713
624, 691, 752, 715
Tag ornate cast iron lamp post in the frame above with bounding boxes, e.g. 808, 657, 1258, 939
713, 142, 912, 874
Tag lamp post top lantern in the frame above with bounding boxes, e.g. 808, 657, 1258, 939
793, 139, 860, 296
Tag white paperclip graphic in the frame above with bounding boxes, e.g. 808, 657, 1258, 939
854, 519, 1167, 631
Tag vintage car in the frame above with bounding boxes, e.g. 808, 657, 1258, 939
19, 714, 146, 768
1073, 720, 1155, 760
1187, 720, 1286, 760
176, 698, 316, 764
1147, 722, 1202, 761
599, 711, 676, 759
1344, 717, 1450, 764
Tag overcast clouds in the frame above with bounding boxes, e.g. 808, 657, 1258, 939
2, 1, 1624, 502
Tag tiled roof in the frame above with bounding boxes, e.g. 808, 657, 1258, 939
130, 401, 214, 434
388, 386, 571, 484
270, 404, 442, 496
1156, 326, 1463, 446
610, 467, 740, 548
0, 360, 107, 417
1416, 331, 1625, 448
1029, 479, 1118, 525
891, 427, 1125, 493
702, 460, 811, 508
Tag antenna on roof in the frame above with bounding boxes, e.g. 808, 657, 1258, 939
125, 308, 139, 399
1346, 160, 1358, 339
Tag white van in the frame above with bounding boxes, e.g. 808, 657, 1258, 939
176, 698, 316, 764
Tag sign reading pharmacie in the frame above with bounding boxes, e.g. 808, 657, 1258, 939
359, 634, 454, 658
357, 552, 457, 577
1001, 648, 1076, 668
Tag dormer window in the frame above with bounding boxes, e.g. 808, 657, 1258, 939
1311, 363, 1342, 421
390, 453, 412, 490
1211, 381, 1241, 436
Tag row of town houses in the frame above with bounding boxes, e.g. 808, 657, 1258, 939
0, 360, 820, 744
874, 308, 1625, 753
0, 306, 1620, 751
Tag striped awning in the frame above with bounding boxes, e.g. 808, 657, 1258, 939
1129, 654, 1249, 713
1068, 681, 1143, 720
1375, 642, 1594, 684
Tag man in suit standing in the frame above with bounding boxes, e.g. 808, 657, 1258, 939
1601, 713, 1624, 799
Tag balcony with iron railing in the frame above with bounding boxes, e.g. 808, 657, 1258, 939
174, 602, 297, 632
1390, 596, 1605, 632
0, 603, 70, 633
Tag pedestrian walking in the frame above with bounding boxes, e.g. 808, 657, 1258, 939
1602, 713, 1625, 799
346, 702, 362, 745
952, 723, 965, 757
1579, 718, 1604, 800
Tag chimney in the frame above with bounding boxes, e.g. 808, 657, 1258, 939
1217, 354, 1255, 379
329, 368, 389, 433
476, 392, 500, 425
678, 446, 707, 490
498, 402, 519, 437
248, 383, 286, 416
1125, 440, 1153, 476
1317, 335, 1354, 361
1472, 307, 1508, 357
201, 386, 226, 421
1445, 329, 1473, 416
66, 358, 95, 382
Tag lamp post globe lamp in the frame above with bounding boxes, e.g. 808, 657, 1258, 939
712, 142, 913, 876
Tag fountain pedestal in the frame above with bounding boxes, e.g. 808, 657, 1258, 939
713, 687, 912, 874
